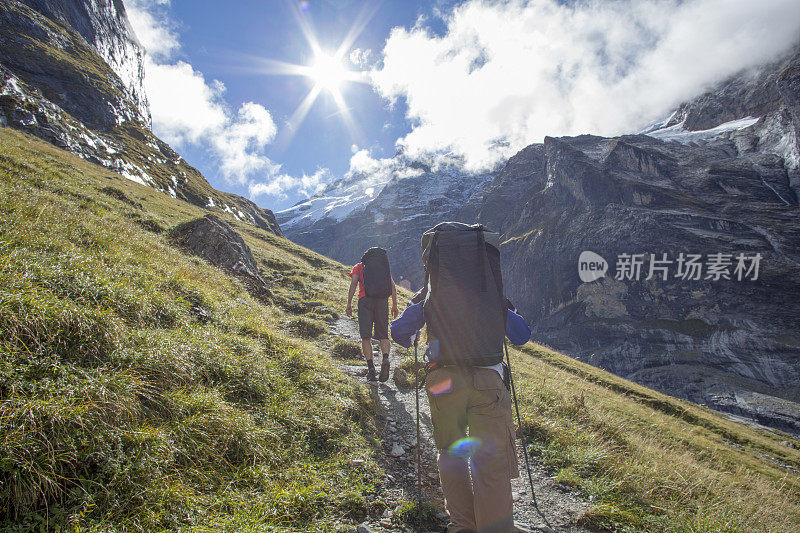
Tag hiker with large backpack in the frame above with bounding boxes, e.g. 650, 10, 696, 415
390, 222, 532, 533
346, 247, 399, 382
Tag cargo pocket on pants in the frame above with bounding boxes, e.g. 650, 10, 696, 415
507, 422, 520, 478
470, 368, 505, 417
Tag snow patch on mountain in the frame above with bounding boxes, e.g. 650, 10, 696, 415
277, 177, 393, 229
644, 116, 760, 143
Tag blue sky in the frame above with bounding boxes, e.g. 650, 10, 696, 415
168, 1, 420, 180
129, 0, 453, 210
127, 0, 800, 212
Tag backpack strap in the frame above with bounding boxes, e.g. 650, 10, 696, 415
477, 229, 487, 292
429, 232, 440, 297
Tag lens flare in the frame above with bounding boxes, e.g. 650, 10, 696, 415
428, 377, 453, 396
298, 0, 309, 12
448, 437, 482, 458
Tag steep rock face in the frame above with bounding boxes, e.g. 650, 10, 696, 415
0, 0, 282, 235
279, 161, 492, 286
0, 0, 144, 128
19, 0, 150, 123
461, 50, 800, 433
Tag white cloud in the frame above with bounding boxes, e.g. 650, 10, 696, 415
128, 0, 293, 191
349, 149, 384, 174
213, 102, 279, 181
143, 60, 227, 144
348, 149, 425, 183
371, 0, 800, 170
249, 167, 329, 200
126, 0, 179, 60
349, 48, 374, 68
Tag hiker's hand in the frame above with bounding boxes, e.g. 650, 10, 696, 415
391, 304, 398, 318
345, 304, 352, 317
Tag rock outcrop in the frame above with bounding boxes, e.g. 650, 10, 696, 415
171, 215, 272, 301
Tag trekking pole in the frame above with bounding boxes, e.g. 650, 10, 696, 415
504, 340, 552, 529
414, 337, 422, 533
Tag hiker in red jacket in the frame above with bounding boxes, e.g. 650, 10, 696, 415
345, 247, 399, 382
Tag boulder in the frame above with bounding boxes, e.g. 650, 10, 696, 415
171, 214, 271, 299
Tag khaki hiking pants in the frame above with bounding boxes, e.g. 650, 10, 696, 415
425, 366, 520, 533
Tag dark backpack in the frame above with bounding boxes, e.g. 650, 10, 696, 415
361, 247, 392, 298
421, 222, 505, 366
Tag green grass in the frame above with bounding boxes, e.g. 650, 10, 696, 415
0, 128, 380, 531
286, 317, 327, 338
510, 343, 800, 532
1, 126, 799, 532
392, 499, 440, 529
331, 340, 362, 361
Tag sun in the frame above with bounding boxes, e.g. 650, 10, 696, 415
308, 52, 348, 93
252, 0, 381, 147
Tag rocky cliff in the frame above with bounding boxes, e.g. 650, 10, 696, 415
0, 0, 282, 235
462, 47, 800, 434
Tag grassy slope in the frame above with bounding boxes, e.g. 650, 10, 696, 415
0, 126, 798, 532
510, 343, 800, 532
0, 127, 379, 532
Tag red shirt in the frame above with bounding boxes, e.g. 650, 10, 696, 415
350, 262, 366, 299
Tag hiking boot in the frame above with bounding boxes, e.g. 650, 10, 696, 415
379, 359, 390, 382
366, 366, 377, 382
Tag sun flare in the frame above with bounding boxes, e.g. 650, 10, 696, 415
308, 52, 348, 92
253, 1, 380, 147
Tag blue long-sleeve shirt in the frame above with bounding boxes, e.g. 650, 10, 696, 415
390, 300, 532, 349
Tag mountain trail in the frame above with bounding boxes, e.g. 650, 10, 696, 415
330, 316, 593, 533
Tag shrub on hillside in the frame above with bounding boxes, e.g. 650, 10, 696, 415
332, 339, 362, 360
288, 316, 326, 338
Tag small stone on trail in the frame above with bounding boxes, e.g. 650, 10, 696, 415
390, 443, 405, 457
356, 522, 374, 533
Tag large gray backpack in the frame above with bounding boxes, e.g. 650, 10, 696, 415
421, 222, 505, 366
361, 247, 392, 298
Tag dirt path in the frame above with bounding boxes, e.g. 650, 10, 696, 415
330, 317, 593, 533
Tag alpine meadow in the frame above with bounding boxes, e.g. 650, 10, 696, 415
1, 0, 800, 532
